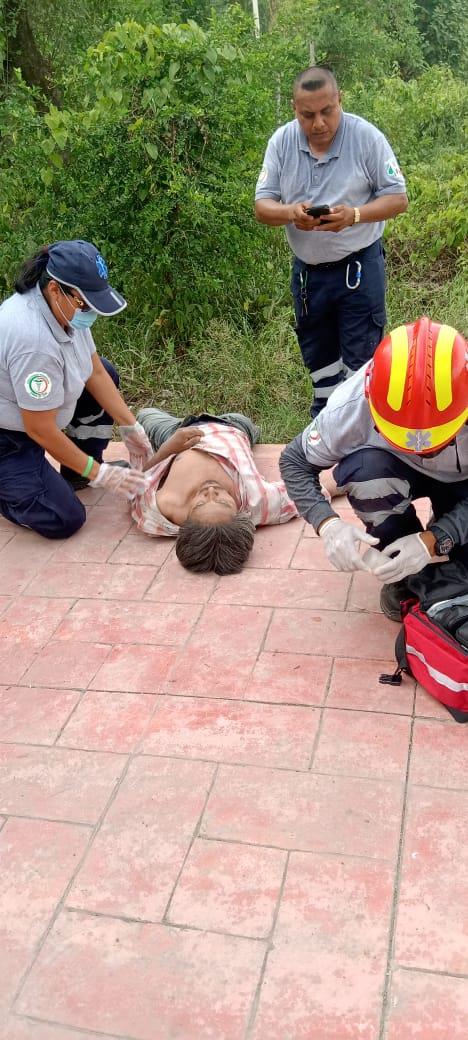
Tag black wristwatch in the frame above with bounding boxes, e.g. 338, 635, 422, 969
429, 526, 455, 557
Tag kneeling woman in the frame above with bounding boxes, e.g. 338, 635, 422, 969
0, 239, 153, 538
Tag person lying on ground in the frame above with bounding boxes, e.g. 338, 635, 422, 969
279, 317, 468, 620
129, 408, 300, 574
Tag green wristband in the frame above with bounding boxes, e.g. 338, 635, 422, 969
81, 455, 94, 479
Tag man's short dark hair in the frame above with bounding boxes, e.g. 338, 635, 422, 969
175, 513, 255, 575
293, 66, 338, 97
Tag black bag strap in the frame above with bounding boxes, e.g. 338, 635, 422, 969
379, 625, 409, 686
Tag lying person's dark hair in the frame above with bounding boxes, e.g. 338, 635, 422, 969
175, 512, 255, 574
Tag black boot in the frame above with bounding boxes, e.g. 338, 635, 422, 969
379, 580, 412, 622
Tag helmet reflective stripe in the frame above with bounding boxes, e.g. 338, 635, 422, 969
369, 399, 468, 453
434, 324, 457, 411
386, 325, 409, 411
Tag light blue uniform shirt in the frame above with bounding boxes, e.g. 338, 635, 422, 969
255, 112, 406, 263
0, 283, 95, 432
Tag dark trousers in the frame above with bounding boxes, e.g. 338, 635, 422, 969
0, 357, 118, 539
291, 239, 386, 418
334, 447, 468, 565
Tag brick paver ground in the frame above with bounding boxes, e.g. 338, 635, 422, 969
1, 443, 467, 1039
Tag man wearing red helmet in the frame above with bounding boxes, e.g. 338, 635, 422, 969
280, 318, 468, 619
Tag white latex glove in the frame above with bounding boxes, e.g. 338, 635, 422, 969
319, 517, 379, 572
90, 462, 148, 500
373, 533, 433, 583
361, 546, 386, 571
118, 422, 153, 469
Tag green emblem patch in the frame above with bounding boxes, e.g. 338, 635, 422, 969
25, 372, 52, 399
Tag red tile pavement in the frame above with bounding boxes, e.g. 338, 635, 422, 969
410, 718, 468, 789
89, 643, 177, 693
21, 639, 111, 689
48, 511, 132, 563
67, 757, 215, 921
251, 852, 394, 1040
202, 765, 403, 859
414, 682, 451, 720
314, 707, 411, 780
384, 969, 468, 1039
165, 603, 271, 698
0, 744, 124, 823
58, 690, 157, 752
53, 597, 201, 645
25, 560, 157, 599
145, 556, 217, 602
327, 657, 415, 714
0, 817, 89, 1015
0, 645, 37, 686
244, 650, 332, 704
245, 518, 304, 568
348, 568, 384, 612
1, 1020, 120, 1040
17, 910, 265, 1040
0, 442, 466, 1038
107, 530, 174, 565
0, 686, 80, 744
167, 837, 286, 938
0, 597, 75, 648
394, 786, 468, 974
266, 606, 396, 657
210, 566, 350, 610
140, 695, 319, 769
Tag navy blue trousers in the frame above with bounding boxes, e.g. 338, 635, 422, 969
0, 357, 119, 539
291, 239, 386, 418
334, 447, 468, 563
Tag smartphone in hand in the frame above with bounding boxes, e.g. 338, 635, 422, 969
305, 205, 331, 217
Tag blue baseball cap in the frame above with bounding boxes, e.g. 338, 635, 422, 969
46, 239, 127, 316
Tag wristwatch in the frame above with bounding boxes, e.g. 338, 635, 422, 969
429, 526, 455, 557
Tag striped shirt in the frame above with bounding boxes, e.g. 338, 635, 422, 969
131, 422, 298, 536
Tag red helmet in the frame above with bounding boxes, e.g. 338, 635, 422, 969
365, 317, 468, 454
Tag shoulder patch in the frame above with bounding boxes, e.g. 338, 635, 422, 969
386, 158, 402, 178
24, 372, 52, 400
305, 421, 321, 450
257, 166, 269, 185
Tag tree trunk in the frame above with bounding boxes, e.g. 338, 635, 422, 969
3, 0, 61, 105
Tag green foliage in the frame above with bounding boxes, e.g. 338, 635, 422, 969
416, 0, 467, 76
1, 1, 467, 434
274, 0, 424, 85
349, 67, 467, 166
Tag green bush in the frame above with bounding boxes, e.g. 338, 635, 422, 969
1, 5, 466, 435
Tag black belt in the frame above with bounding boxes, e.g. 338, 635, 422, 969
296, 238, 382, 271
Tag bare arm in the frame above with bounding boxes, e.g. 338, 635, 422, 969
256, 193, 408, 232
142, 427, 204, 472
315, 193, 408, 233
255, 199, 296, 226
21, 408, 101, 479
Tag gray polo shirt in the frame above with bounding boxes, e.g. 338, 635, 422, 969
255, 112, 406, 263
0, 283, 96, 432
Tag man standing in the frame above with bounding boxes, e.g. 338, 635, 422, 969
279, 318, 468, 621
255, 66, 408, 417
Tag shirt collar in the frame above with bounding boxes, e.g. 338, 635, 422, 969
33, 282, 73, 344
298, 112, 346, 162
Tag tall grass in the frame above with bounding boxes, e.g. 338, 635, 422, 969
95, 259, 467, 443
